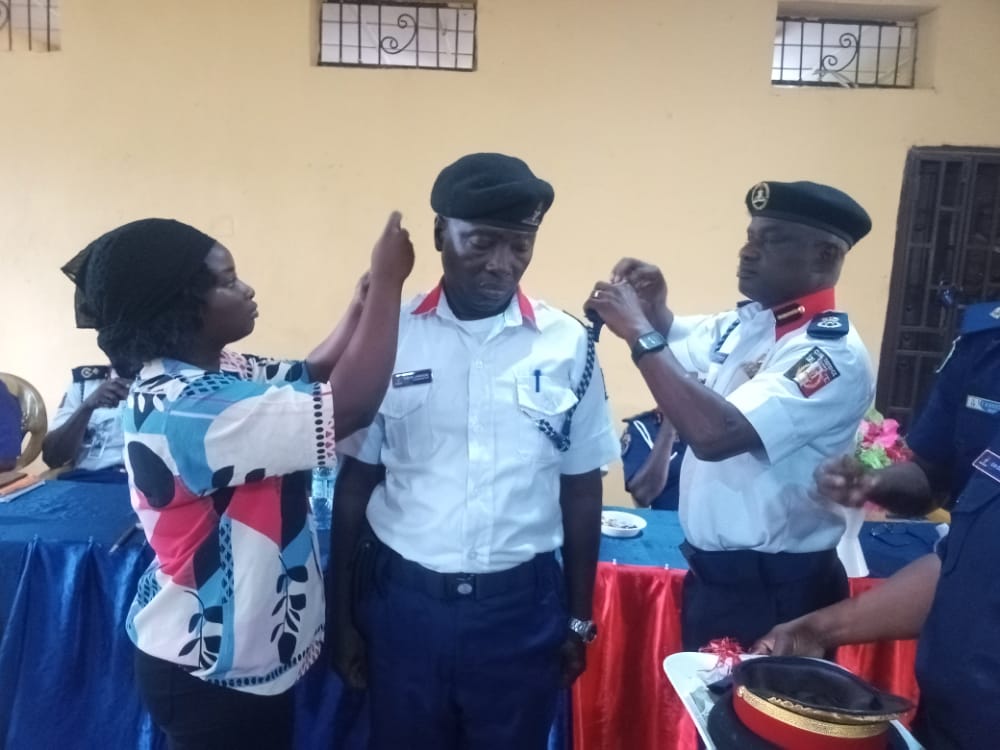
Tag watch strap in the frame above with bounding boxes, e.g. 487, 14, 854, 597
631, 331, 667, 364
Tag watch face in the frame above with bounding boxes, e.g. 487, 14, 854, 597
639, 333, 660, 349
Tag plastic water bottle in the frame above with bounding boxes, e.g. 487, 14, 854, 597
310, 465, 336, 531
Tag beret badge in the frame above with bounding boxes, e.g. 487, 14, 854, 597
750, 182, 770, 211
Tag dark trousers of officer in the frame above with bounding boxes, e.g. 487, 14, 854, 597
679, 542, 849, 652
356, 540, 567, 750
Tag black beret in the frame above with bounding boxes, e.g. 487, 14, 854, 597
745, 180, 872, 247
431, 153, 554, 232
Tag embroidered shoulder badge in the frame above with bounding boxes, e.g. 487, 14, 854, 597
72, 365, 110, 382
784, 347, 840, 397
807, 312, 849, 339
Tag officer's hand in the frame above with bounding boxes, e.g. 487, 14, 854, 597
331, 622, 368, 691
610, 257, 670, 328
83, 378, 130, 410
751, 617, 828, 658
627, 449, 671, 508
811, 455, 877, 509
583, 281, 653, 343
369, 211, 414, 286
559, 634, 587, 687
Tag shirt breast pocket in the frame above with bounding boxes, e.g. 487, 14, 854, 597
941, 473, 1000, 575
380, 385, 433, 462
515, 376, 578, 462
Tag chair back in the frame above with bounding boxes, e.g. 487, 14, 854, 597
0, 373, 48, 467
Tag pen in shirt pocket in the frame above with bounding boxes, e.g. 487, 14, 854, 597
534, 369, 541, 393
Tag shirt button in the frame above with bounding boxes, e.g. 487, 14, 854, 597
457, 582, 473, 595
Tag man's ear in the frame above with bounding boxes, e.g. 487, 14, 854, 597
814, 241, 844, 273
433, 216, 446, 253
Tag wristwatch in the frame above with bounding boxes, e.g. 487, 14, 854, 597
631, 330, 667, 364
569, 617, 598, 644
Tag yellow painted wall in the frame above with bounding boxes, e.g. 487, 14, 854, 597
2, 0, 999, 496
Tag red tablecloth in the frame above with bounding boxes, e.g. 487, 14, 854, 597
572, 563, 920, 750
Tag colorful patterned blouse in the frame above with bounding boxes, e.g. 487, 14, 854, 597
124, 351, 334, 695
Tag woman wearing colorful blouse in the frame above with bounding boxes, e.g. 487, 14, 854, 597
62, 214, 413, 749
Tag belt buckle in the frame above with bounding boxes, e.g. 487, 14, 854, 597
454, 573, 475, 597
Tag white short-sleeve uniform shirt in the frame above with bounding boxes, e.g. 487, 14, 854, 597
339, 285, 621, 574
668, 288, 874, 554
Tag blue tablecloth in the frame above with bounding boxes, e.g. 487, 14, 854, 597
597, 507, 942, 579
0, 482, 938, 749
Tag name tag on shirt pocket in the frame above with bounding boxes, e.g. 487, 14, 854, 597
966, 395, 1000, 415
392, 369, 432, 388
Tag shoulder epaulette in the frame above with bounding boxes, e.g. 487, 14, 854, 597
72, 365, 110, 382
959, 301, 1000, 336
806, 311, 849, 339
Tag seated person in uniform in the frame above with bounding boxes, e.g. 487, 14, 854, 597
754, 420, 1000, 750
0, 380, 21, 472
42, 366, 129, 478
621, 409, 685, 510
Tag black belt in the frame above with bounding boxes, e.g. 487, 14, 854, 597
377, 542, 557, 601
680, 541, 840, 587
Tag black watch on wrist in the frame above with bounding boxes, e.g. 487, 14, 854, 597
631, 330, 667, 364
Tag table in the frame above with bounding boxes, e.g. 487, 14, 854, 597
0, 483, 936, 749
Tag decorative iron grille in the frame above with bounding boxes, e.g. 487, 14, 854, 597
772, 17, 915, 88
320, 2, 475, 71
877, 148, 1000, 428
1, 0, 60, 52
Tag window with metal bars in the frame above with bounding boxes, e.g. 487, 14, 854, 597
319, 1, 475, 71
772, 17, 915, 88
1, 0, 59, 52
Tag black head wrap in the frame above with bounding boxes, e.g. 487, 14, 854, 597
62, 218, 217, 330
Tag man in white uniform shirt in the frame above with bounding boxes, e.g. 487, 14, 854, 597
330, 153, 620, 750
584, 180, 875, 652
43, 365, 128, 479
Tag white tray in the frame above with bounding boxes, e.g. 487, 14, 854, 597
662, 652, 924, 750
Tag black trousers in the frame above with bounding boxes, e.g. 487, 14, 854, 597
133, 648, 294, 750
679, 543, 848, 652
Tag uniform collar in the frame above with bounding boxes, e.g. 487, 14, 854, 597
771, 287, 836, 340
411, 281, 540, 331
